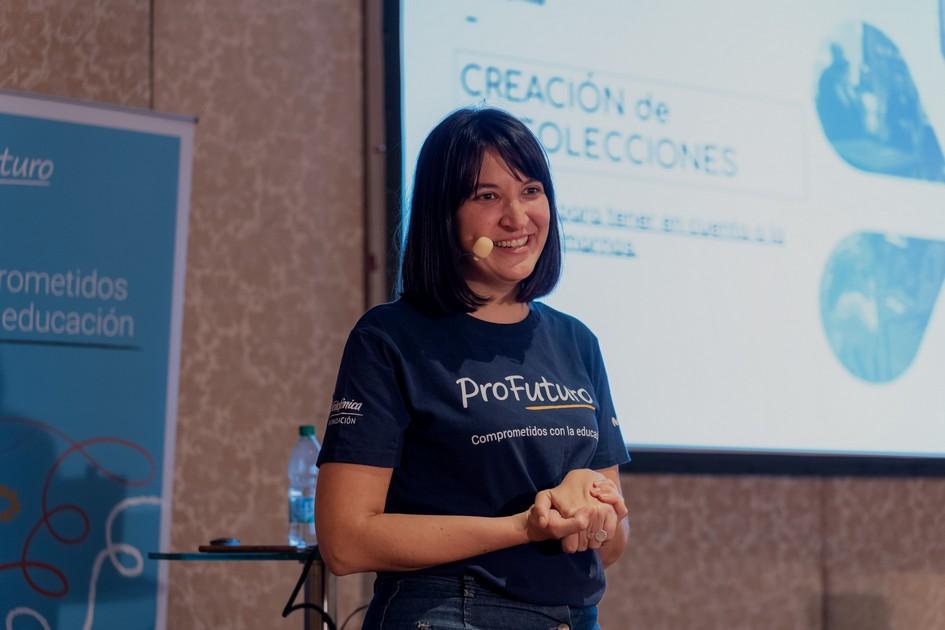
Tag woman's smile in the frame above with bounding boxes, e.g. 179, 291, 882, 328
493, 234, 532, 250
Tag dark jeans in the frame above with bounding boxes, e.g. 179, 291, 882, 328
361, 574, 600, 630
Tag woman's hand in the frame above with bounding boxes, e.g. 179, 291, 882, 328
524, 503, 588, 543
591, 466, 630, 566
530, 469, 618, 553
590, 477, 629, 521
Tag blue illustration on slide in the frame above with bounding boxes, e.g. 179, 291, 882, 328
820, 232, 945, 383
941, 0, 945, 60
815, 22, 945, 183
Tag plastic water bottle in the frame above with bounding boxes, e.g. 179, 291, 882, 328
288, 424, 320, 547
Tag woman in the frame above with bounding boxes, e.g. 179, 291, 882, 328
316, 108, 630, 630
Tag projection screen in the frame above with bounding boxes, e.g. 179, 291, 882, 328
390, 0, 945, 466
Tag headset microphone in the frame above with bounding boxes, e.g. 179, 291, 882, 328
471, 236, 494, 260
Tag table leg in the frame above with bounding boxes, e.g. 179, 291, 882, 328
304, 558, 336, 630
281, 552, 336, 630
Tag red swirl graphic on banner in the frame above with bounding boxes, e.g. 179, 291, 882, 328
0, 416, 156, 597
0, 483, 20, 521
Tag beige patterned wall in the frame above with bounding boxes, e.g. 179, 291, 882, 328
153, 1, 365, 628
4, 2, 945, 629
822, 478, 945, 630
601, 475, 825, 630
0, 0, 150, 107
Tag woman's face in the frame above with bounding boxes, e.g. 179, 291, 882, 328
456, 149, 550, 299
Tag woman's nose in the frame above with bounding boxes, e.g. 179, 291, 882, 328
500, 199, 528, 229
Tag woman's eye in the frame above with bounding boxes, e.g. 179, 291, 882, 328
524, 185, 543, 195
477, 192, 497, 201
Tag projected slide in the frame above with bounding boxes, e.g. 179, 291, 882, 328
400, 1, 945, 457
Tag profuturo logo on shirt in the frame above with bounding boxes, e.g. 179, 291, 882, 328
455, 374, 594, 410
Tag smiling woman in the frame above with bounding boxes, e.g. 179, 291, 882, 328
399, 108, 563, 319
456, 149, 550, 318
315, 108, 630, 630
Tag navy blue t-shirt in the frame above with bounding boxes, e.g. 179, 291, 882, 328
317, 298, 630, 606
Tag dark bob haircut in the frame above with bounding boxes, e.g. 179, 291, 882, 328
399, 107, 562, 315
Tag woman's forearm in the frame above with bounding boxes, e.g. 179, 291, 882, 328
317, 462, 596, 575
321, 511, 528, 576
318, 464, 540, 575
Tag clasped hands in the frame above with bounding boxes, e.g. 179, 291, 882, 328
525, 469, 628, 553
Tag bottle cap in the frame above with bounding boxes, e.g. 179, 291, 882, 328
298, 425, 315, 436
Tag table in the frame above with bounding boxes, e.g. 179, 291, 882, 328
148, 547, 337, 630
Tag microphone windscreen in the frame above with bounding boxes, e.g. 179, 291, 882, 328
472, 236, 494, 259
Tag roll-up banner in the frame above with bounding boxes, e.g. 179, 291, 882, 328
0, 90, 193, 630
